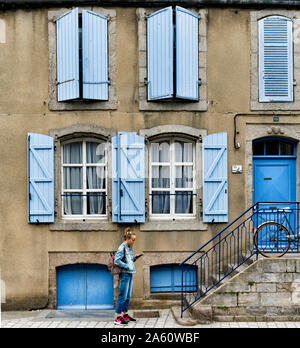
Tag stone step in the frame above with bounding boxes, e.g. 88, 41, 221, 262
180, 256, 258, 321
181, 259, 254, 312
180, 257, 300, 324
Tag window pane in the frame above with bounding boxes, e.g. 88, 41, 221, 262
86, 142, 106, 164
152, 191, 170, 214
87, 194, 106, 215
63, 168, 82, 189
265, 140, 279, 155
151, 141, 170, 162
175, 192, 193, 214
175, 142, 193, 162
253, 141, 264, 155
152, 166, 170, 188
175, 166, 193, 188
87, 167, 106, 189
63, 142, 82, 164
63, 194, 83, 215
280, 141, 294, 155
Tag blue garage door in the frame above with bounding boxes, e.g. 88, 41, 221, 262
150, 264, 197, 293
57, 264, 113, 310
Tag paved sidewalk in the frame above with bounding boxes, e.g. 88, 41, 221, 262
2, 309, 300, 328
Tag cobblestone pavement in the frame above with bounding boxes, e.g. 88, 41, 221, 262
2, 309, 300, 328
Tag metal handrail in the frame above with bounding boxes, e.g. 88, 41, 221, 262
179, 203, 258, 267
179, 201, 300, 318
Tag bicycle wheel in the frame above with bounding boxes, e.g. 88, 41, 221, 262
254, 222, 290, 258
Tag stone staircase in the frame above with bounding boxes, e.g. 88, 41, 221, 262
172, 257, 300, 324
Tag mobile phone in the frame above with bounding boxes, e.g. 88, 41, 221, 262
135, 253, 144, 259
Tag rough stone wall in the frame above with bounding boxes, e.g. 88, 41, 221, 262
192, 258, 300, 322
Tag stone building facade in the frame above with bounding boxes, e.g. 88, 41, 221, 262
1, 0, 300, 310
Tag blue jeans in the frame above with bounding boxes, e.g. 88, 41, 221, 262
115, 273, 133, 314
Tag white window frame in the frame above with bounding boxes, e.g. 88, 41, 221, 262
149, 136, 196, 220
61, 137, 107, 220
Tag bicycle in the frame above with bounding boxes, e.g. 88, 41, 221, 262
254, 206, 300, 258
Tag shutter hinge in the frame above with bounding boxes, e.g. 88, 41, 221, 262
198, 79, 202, 86
54, 211, 57, 217
29, 192, 32, 200
54, 145, 57, 151
293, 80, 297, 86
199, 135, 202, 143
56, 78, 75, 86
144, 78, 149, 85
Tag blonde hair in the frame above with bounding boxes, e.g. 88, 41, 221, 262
124, 227, 136, 241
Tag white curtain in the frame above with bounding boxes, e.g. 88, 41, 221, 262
151, 141, 193, 214
63, 142, 83, 215
86, 142, 106, 214
63, 142, 106, 215
151, 142, 170, 214
175, 141, 193, 214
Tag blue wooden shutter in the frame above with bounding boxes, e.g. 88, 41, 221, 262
175, 6, 199, 100
259, 16, 293, 102
82, 10, 109, 101
202, 133, 228, 223
112, 132, 145, 223
27, 133, 54, 223
147, 7, 173, 100
56, 8, 79, 101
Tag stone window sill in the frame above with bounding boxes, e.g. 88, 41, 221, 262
140, 221, 208, 231
49, 221, 118, 231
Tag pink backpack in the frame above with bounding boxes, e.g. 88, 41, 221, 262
107, 248, 126, 275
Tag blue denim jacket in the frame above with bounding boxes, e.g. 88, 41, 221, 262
114, 242, 136, 274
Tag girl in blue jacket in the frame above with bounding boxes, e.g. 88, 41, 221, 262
114, 227, 142, 325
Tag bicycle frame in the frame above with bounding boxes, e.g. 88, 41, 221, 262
256, 202, 300, 254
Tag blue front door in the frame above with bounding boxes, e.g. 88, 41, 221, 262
253, 158, 296, 204
253, 138, 297, 250
57, 264, 114, 310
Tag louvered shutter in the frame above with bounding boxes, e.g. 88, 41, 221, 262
175, 6, 199, 100
27, 133, 54, 223
112, 132, 145, 223
56, 8, 79, 101
82, 10, 109, 101
259, 16, 293, 102
147, 7, 173, 100
202, 133, 228, 223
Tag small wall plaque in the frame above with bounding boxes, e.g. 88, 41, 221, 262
232, 165, 243, 174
